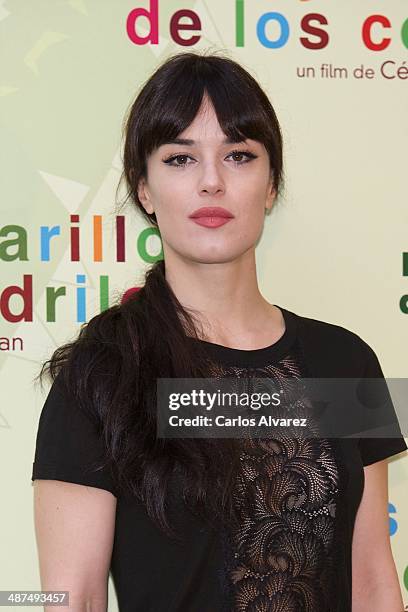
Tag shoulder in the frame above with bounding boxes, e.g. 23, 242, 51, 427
285, 307, 376, 376
289, 307, 369, 351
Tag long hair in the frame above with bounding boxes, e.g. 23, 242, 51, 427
35, 50, 285, 539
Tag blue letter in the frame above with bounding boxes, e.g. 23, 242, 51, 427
257, 12, 289, 49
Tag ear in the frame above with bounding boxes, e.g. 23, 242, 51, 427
137, 176, 155, 215
265, 180, 277, 213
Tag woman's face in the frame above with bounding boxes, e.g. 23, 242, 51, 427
137, 94, 276, 264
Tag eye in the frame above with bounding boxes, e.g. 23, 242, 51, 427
228, 149, 258, 164
162, 154, 193, 168
162, 149, 258, 169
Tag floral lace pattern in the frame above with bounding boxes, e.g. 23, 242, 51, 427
209, 342, 341, 612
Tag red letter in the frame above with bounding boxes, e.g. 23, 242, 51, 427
300, 13, 329, 50
170, 10, 201, 46
362, 14, 391, 51
1, 275, 33, 322
127, 0, 159, 45
121, 287, 141, 304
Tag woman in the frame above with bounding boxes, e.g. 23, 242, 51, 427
31, 50, 407, 612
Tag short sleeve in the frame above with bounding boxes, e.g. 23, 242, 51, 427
31, 371, 118, 496
357, 342, 407, 467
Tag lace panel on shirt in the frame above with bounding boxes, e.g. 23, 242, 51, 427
209, 341, 343, 612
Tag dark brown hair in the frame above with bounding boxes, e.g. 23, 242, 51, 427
35, 50, 285, 539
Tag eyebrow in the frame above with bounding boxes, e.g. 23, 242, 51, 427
161, 137, 248, 146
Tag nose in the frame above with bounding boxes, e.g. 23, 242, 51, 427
198, 160, 225, 196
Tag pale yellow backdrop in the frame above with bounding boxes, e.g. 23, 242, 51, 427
0, 1, 407, 609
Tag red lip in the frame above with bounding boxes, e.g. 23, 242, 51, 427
189, 206, 234, 219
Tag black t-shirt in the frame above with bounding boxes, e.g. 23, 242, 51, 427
31, 305, 407, 612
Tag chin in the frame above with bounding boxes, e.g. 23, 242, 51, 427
188, 247, 252, 265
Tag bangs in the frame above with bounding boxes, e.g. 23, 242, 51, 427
140, 55, 278, 159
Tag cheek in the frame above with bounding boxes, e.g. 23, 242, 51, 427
234, 172, 270, 202
234, 194, 267, 239
237, 184, 268, 219
239, 209, 265, 240
155, 176, 192, 213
